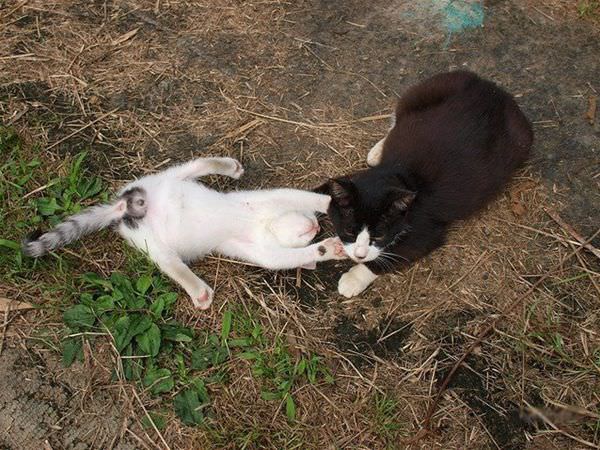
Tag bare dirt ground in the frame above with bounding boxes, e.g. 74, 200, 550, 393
1, 1, 599, 449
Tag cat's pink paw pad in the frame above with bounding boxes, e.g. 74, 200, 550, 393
333, 239, 347, 258
318, 238, 347, 260
191, 287, 213, 310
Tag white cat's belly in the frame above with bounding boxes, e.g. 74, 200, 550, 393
267, 211, 319, 248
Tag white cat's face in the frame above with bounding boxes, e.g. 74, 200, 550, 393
270, 212, 320, 248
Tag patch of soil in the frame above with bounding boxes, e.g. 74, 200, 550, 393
0, 81, 123, 177
333, 316, 413, 367
0, 346, 136, 450
439, 356, 532, 450
428, 308, 478, 342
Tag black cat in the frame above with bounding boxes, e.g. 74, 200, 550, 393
317, 71, 533, 297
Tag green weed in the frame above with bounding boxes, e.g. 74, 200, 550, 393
62, 270, 212, 424
32, 151, 106, 225
374, 392, 405, 446
64, 273, 334, 425
0, 127, 105, 277
227, 309, 334, 422
579, 0, 600, 18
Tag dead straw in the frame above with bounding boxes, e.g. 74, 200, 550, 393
45, 108, 119, 151
415, 227, 600, 441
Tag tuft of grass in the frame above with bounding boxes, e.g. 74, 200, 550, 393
228, 307, 334, 422
0, 127, 40, 272
373, 392, 406, 446
32, 151, 107, 226
578, 0, 600, 17
0, 127, 106, 280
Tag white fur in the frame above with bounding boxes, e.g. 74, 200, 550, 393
343, 227, 381, 263
366, 138, 385, 167
338, 264, 378, 298
116, 157, 345, 309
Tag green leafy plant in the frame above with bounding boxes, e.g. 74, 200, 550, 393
62, 274, 335, 425
61, 271, 205, 422
0, 128, 106, 276
33, 151, 106, 225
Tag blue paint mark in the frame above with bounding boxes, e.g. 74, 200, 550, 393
427, 0, 484, 48
402, 1, 485, 48
439, 0, 484, 34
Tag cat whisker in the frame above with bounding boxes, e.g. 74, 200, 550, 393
373, 251, 408, 271
374, 255, 395, 271
379, 251, 408, 263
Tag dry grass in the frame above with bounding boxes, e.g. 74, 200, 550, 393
1, 1, 599, 449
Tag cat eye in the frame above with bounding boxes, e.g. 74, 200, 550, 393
137, 199, 145, 206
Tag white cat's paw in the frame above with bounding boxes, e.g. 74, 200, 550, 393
337, 264, 378, 298
366, 138, 385, 167
317, 237, 347, 261
210, 157, 244, 179
190, 284, 214, 310
227, 158, 244, 179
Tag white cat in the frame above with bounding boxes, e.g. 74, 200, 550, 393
23, 157, 346, 309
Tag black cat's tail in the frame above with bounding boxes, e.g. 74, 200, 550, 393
22, 201, 127, 257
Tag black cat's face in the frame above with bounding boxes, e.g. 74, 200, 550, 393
316, 174, 416, 264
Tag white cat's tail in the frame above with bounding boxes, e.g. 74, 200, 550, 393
22, 202, 126, 257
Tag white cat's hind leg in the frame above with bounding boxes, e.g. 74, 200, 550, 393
338, 264, 378, 298
366, 138, 385, 167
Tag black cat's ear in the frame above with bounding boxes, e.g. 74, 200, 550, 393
329, 179, 354, 207
391, 188, 417, 211
313, 181, 330, 194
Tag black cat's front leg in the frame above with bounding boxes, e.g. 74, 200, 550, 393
337, 264, 379, 298
338, 222, 447, 298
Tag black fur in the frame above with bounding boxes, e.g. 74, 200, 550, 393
120, 186, 147, 229
317, 71, 533, 275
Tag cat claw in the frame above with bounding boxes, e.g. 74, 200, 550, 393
366, 138, 385, 167
338, 272, 368, 298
